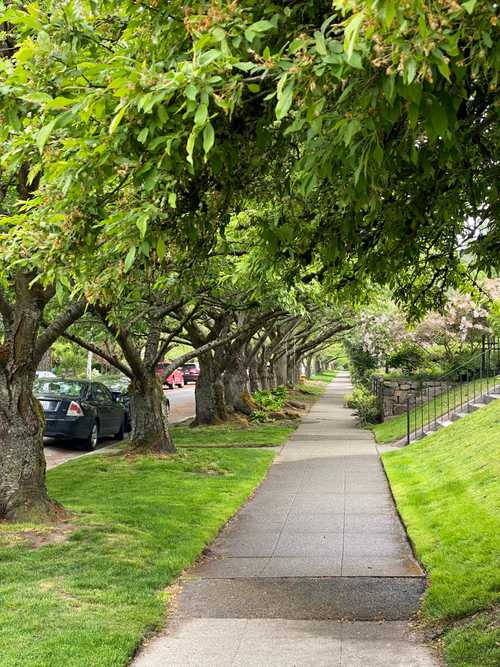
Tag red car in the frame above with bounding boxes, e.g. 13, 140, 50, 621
156, 362, 184, 389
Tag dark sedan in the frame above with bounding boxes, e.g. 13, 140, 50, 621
35, 379, 126, 450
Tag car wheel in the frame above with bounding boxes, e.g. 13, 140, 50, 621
114, 418, 125, 441
85, 422, 99, 451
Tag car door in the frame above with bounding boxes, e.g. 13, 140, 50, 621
89, 383, 114, 435
98, 384, 123, 435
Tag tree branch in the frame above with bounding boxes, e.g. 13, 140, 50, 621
34, 299, 87, 366
62, 330, 133, 379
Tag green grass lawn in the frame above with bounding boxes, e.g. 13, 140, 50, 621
172, 421, 295, 447
310, 370, 337, 382
0, 447, 275, 667
382, 400, 500, 666
372, 376, 500, 443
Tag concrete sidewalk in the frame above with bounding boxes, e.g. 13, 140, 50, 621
133, 373, 438, 666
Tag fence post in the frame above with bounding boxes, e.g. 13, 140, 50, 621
406, 398, 411, 445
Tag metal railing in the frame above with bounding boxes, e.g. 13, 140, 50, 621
404, 335, 500, 444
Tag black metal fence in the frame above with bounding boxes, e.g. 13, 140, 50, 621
404, 335, 500, 444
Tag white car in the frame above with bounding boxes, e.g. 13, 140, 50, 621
36, 371, 57, 379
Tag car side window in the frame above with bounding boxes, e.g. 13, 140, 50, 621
92, 385, 110, 403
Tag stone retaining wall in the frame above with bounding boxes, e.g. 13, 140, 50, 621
374, 378, 445, 418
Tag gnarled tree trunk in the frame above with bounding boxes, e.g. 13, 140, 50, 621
0, 275, 66, 523
223, 351, 254, 415
193, 352, 227, 425
128, 375, 174, 453
0, 371, 58, 522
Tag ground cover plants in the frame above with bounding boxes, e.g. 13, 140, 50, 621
382, 401, 500, 666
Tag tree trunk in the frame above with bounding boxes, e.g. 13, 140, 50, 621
267, 362, 277, 390
0, 371, 59, 522
305, 355, 313, 379
257, 360, 269, 391
248, 359, 260, 394
286, 354, 295, 388
275, 354, 287, 386
193, 352, 227, 425
128, 375, 174, 453
314, 356, 322, 374
223, 351, 253, 415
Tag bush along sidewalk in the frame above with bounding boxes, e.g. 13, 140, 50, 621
382, 401, 500, 667
249, 377, 331, 423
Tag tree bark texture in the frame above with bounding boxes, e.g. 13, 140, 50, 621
128, 375, 175, 453
193, 352, 227, 425
223, 350, 253, 415
248, 359, 260, 394
0, 277, 58, 522
275, 354, 287, 386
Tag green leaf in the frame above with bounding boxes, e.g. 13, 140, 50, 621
203, 122, 215, 154
343, 119, 361, 146
428, 101, 448, 137
383, 75, 396, 103
137, 127, 149, 144
233, 62, 254, 72
383, 1, 396, 28
462, 0, 476, 14
248, 83, 260, 93
136, 214, 148, 239
156, 237, 166, 260
194, 103, 208, 125
186, 128, 197, 165
344, 12, 364, 59
168, 192, 177, 208
314, 31, 328, 56
124, 246, 136, 272
198, 49, 221, 66
109, 105, 128, 134
36, 119, 57, 153
248, 20, 274, 33
45, 96, 75, 110
276, 79, 294, 121
406, 58, 417, 85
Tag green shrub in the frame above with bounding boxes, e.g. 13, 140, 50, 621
387, 342, 426, 375
253, 386, 288, 412
345, 386, 382, 425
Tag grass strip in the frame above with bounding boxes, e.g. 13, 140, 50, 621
0, 447, 275, 667
172, 421, 295, 448
310, 370, 337, 383
382, 401, 500, 666
372, 376, 500, 443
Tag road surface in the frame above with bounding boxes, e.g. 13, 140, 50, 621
45, 384, 196, 470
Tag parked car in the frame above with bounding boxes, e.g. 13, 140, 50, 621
34, 378, 126, 450
156, 362, 184, 389
182, 362, 200, 384
36, 370, 57, 379
102, 378, 171, 431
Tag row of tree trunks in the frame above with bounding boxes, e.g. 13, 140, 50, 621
192, 343, 317, 425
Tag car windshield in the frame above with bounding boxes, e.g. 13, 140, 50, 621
34, 380, 85, 398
